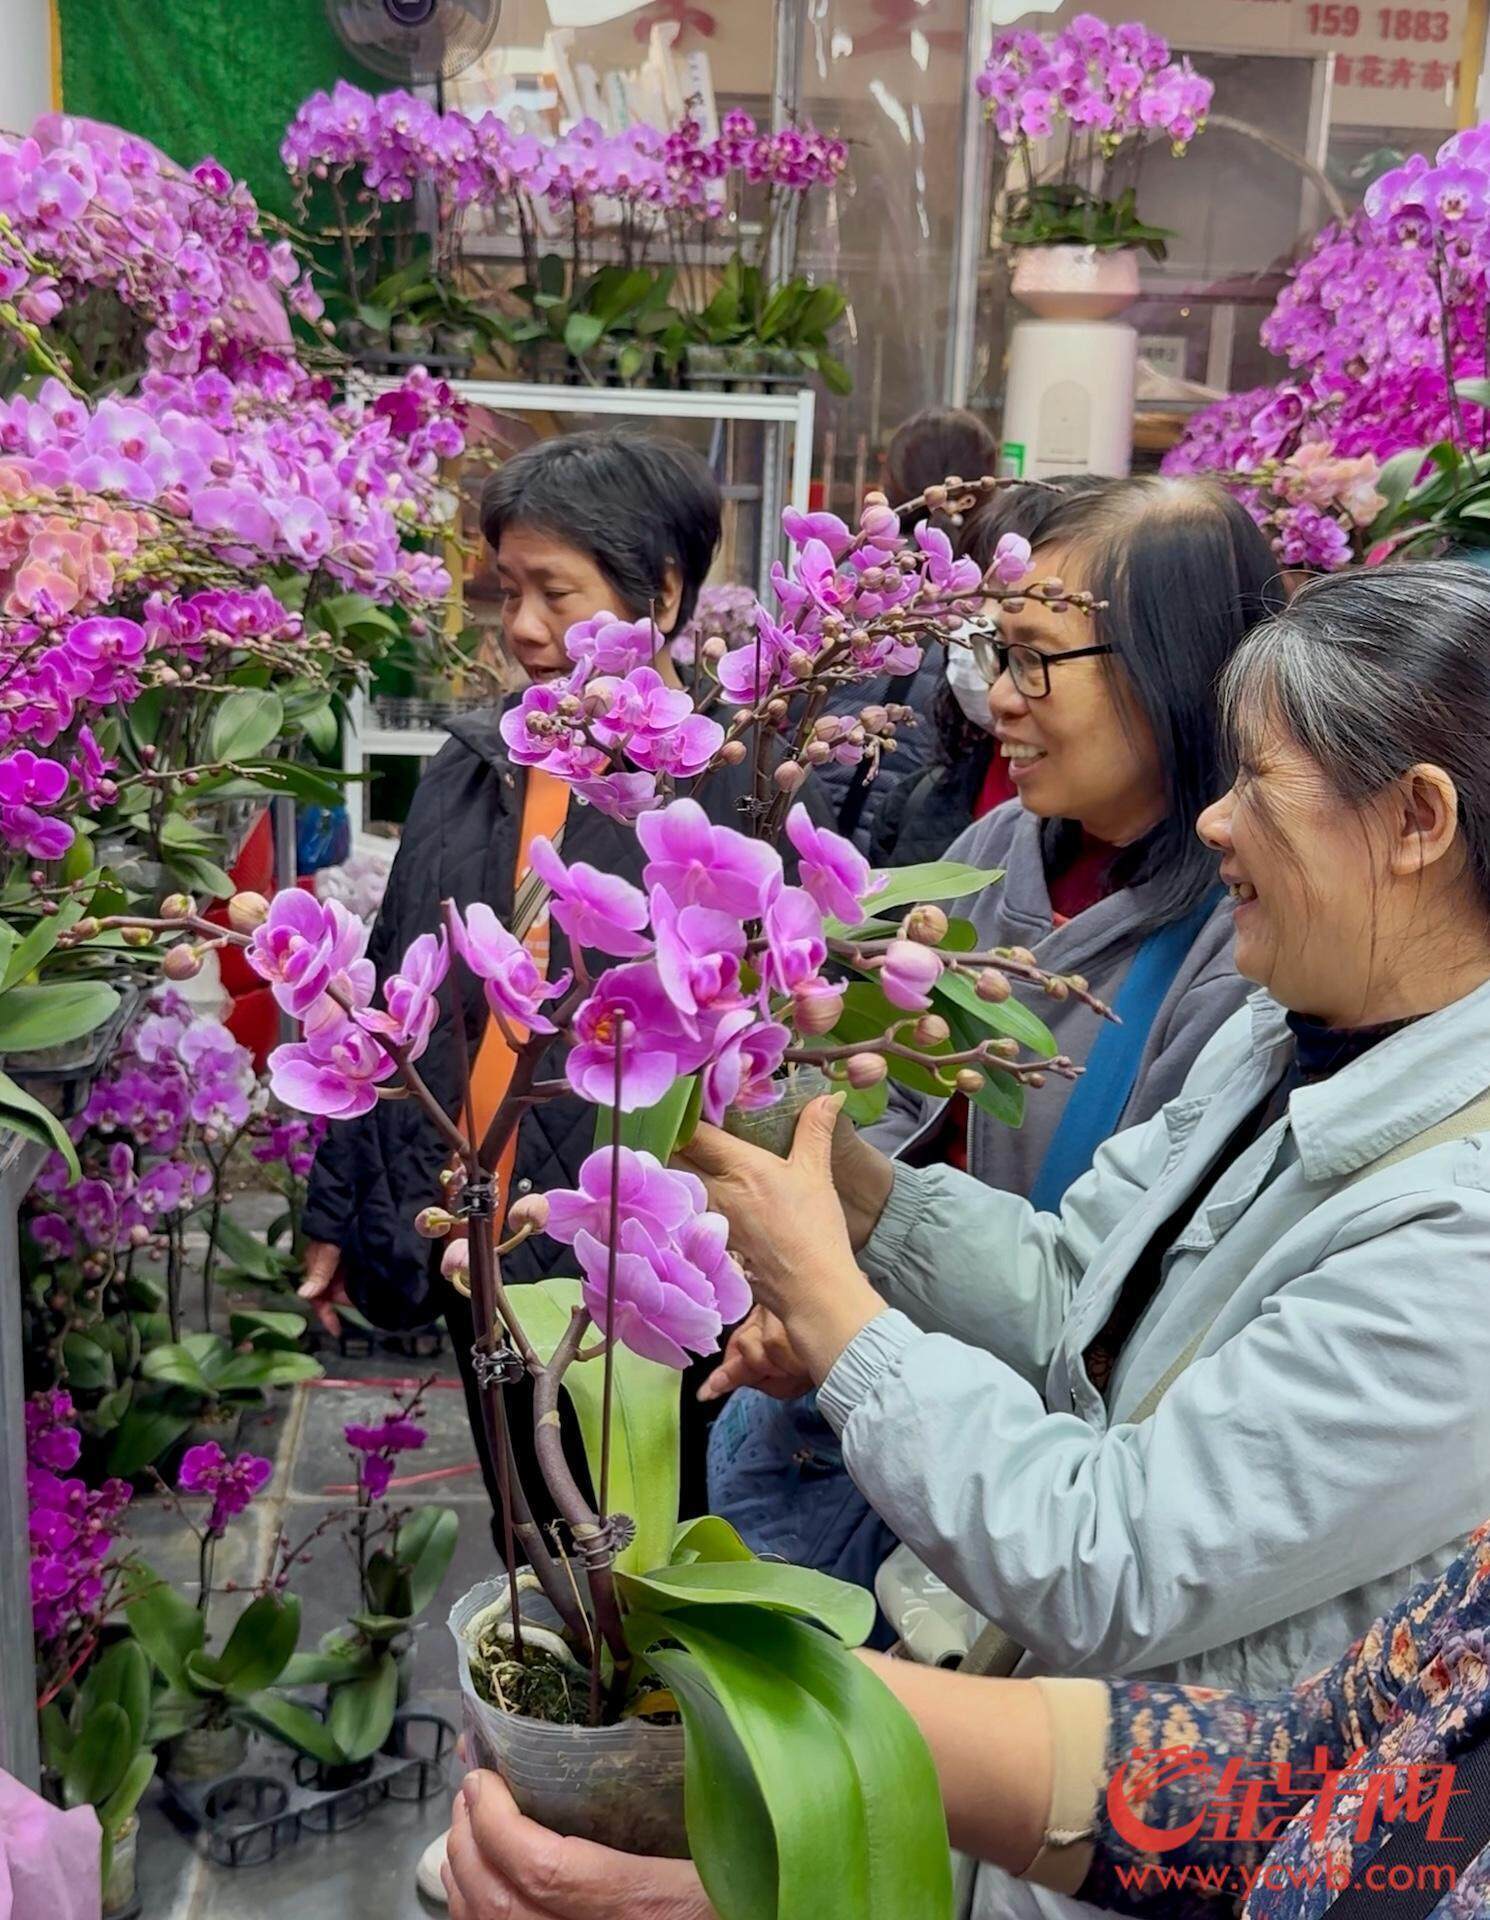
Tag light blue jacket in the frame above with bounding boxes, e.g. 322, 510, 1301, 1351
820, 981, 1490, 1696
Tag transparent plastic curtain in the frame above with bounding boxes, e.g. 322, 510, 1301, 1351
792, 0, 977, 509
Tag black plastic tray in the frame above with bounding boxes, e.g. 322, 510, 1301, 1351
160, 1703, 456, 1868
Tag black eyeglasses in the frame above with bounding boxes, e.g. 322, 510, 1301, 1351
970, 630, 1114, 700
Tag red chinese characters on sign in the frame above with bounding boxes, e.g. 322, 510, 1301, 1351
1107, 1746, 1468, 1854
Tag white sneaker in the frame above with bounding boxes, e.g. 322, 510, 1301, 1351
416, 1830, 450, 1906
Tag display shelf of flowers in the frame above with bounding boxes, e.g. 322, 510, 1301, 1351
89, 472, 1118, 1920
282, 83, 853, 397
978, 15, 1213, 319
0, 108, 498, 1900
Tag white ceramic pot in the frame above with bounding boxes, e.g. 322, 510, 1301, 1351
1010, 245, 1140, 321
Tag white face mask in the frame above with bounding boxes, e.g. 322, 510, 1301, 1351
944, 627, 995, 732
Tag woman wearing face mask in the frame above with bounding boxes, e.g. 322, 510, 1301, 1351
684, 560, 1490, 1920
299, 429, 812, 1549
707, 477, 1271, 1600
869, 475, 1106, 869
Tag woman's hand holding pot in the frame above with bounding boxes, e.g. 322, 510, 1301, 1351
444, 1773, 715, 1919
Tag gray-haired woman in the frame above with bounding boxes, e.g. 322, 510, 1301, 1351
685, 560, 1490, 1918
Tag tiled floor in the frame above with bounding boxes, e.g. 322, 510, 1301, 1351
125, 1200, 494, 1918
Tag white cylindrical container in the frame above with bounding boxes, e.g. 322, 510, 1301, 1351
1001, 318, 1138, 480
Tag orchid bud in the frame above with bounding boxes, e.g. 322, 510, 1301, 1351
793, 978, 845, 1034
774, 760, 808, 794
72, 917, 100, 940
1068, 974, 1089, 994
415, 1206, 456, 1239
1045, 978, 1070, 1001
123, 927, 154, 949
719, 740, 747, 765
766, 698, 789, 722
1007, 946, 1037, 968
975, 968, 1011, 1003
228, 889, 270, 932
804, 740, 831, 766
860, 705, 888, 732
701, 635, 728, 666
160, 892, 194, 921
1027, 1071, 1047, 1089
914, 1013, 951, 1047
787, 650, 816, 678
990, 1037, 1020, 1060
864, 488, 890, 507
813, 716, 842, 741
880, 939, 944, 1011
845, 1052, 888, 1089
508, 1192, 551, 1235
163, 943, 203, 982
129, 1224, 151, 1248
440, 1237, 471, 1281
924, 484, 949, 510
954, 1067, 984, 1095
859, 501, 900, 543
902, 903, 949, 947
1040, 575, 1066, 598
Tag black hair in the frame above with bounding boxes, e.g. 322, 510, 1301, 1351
1219, 559, 1490, 920
886, 407, 1001, 535
929, 475, 1107, 770
479, 429, 722, 636
1030, 475, 1286, 923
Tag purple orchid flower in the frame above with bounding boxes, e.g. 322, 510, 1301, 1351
525, 836, 651, 957
449, 902, 569, 1035
786, 805, 884, 927
649, 886, 747, 1024
546, 1145, 707, 1249
698, 1011, 791, 1125
636, 798, 783, 918
760, 886, 828, 994
880, 938, 945, 1011
567, 962, 710, 1111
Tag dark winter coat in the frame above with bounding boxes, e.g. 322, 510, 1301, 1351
302, 702, 819, 1330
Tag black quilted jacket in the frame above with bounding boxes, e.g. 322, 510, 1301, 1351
302, 701, 813, 1329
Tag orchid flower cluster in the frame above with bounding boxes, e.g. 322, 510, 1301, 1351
0, 113, 322, 383
977, 14, 1213, 153
27, 1388, 132, 1665
106, 474, 1107, 1703
25, 986, 318, 1331
669, 581, 759, 668
1167, 119, 1490, 559
283, 81, 845, 242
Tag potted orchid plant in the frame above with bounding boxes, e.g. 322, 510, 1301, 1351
90, 479, 1108, 1920
978, 15, 1212, 316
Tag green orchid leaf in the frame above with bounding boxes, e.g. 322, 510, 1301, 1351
124, 1561, 206, 1690
0, 981, 120, 1052
671, 1515, 756, 1565
395, 1503, 460, 1616
216, 1593, 301, 1696
592, 1073, 698, 1164
107, 1405, 193, 1476
617, 1558, 875, 1646
99, 1751, 156, 1835
0, 1070, 79, 1176
80, 1640, 151, 1750
328, 1650, 399, 1762
829, 860, 1005, 935
207, 688, 285, 764
627, 1603, 952, 1920
931, 966, 1058, 1058
237, 1691, 345, 1765
62, 1703, 130, 1811
507, 1277, 679, 1576
2, 898, 86, 990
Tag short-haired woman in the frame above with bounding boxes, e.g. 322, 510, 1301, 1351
300, 428, 767, 1537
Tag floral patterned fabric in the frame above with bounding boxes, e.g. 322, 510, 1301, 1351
1082, 1522, 1490, 1920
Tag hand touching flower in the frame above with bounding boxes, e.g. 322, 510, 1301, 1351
676, 1095, 886, 1383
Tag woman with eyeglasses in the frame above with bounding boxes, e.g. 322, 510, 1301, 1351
707, 475, 1276, 1606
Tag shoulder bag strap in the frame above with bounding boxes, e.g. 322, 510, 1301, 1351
1027, 888, 1225, 1217
961, 1082, 1490, 1679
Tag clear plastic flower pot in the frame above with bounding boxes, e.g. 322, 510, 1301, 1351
449, 1577, 688, 1858
102, 1813, 138, 1918
722, 1065, 834, 1159
168, 1720, 248, 1781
